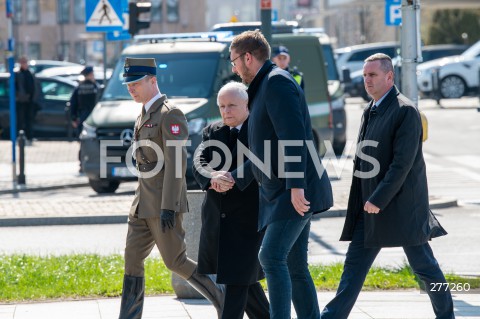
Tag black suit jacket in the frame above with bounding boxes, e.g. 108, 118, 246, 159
245, 61, 333, 231
340, 86, 446, 247
192, 119, 264, 285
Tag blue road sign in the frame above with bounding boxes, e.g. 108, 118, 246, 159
106, 0, 130, 41
86, 0, 124, 32
385, 0, 402, 26
107, 30, 131, 41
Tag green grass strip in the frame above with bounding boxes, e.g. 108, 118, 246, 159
0, 255, 478, 302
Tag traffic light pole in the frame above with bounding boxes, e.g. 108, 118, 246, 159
103, 32, 107, 84
401, 0, 421, 106
6, 0, 18, 190
260, 0, 272, 44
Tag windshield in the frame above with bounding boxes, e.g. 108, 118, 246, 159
102, 53, 220, 101
321, 44, 339, 81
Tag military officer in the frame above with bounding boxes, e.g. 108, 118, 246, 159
119, 57, 224, 319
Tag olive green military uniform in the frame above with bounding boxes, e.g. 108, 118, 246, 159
124, 94, 196, 279
119, 57, 224, 319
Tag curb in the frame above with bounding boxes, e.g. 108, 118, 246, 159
0, 197, 458, 227
0, 182, 89, 195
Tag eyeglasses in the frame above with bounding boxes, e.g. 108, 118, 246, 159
230, 52, 247, 67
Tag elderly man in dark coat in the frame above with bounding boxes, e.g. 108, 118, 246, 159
321, 53, 454, 319
193, 81, 269, 319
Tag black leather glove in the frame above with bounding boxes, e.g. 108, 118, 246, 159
160, 209, 176, 233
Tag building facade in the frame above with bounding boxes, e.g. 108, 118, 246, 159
0, 0, 206, 67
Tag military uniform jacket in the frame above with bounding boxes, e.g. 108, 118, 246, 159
193, 119, 265, 285
129, 94, 189, 218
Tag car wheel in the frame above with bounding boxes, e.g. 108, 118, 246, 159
88, 179, 120, 194
440, 75, 466, 99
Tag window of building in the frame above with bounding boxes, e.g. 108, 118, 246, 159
74, 42, 87, 64
57, 0, 70, 24
151, 0, 163, 22
16, 43, 25, 58
57, 42, 70, 61
74, 0, 85, 23
26, 0, 40, 24
166, 0, 179, 23
28, 43, 41, 60
13, 0, 23, 24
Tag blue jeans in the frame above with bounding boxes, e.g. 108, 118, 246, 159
321, 213, 455, 319
259, 213, 319, 319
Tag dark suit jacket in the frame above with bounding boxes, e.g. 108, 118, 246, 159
244, 61, 333, 231
193, 119, 264, 285
340, 86, 446, 247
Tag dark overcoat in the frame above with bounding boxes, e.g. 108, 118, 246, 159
244, 61, 333, 231
192, 119, 265, 285
340, 87, 446, 247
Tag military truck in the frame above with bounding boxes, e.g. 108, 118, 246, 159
80, 32, 333, 193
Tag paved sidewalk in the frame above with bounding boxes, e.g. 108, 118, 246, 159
0, 140, 87, 192
0, 291, 479, 319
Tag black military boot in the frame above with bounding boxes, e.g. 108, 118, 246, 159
118, 275, 145, 319
187, 269, 225, 318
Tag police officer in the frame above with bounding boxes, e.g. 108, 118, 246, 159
271, 45, 305, 91
119, 57, 224, 319
70, 66, 99, 137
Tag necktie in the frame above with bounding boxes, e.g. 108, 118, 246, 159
371, 103, 378, 113
228, 127, 239, 151
141, 106, 146, 118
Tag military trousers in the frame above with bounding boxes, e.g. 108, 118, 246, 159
124, 212, 197, 279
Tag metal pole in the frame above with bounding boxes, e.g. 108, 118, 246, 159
260, 0, 272, 44
400, 0, 421, 107
17, 130, 26, 185
103, 33, 107, 84
6, 0, 17, 190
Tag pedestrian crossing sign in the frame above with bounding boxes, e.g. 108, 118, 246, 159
86, 0, 124, 32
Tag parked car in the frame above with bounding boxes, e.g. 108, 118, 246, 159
335, 42, 399, 80
27, 60, 83, 74
417, 40, 480, 99
346, 44, 470, 101
0, 73, 77, 138
36, 66, 112, 85
80, 31, 334, 193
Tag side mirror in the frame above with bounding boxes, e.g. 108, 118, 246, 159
342, 68, 351, 83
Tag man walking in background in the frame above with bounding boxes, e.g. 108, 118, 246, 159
15, 56, 36, 144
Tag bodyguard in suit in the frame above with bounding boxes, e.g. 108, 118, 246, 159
229, 30, 333, 319
119, 58, 224, 319
320, 53, 454, 319
193, 82, 270, 319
